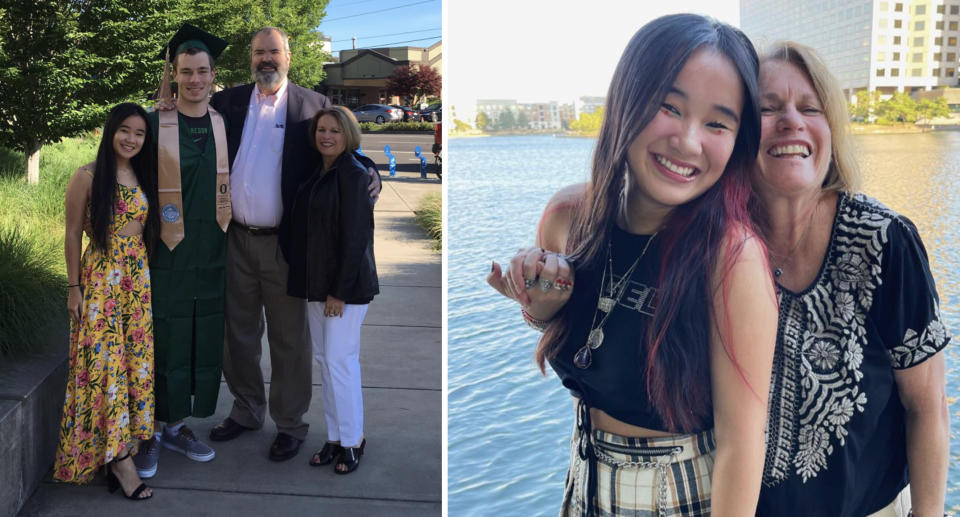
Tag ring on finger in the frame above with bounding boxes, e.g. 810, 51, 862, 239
539, 278, 554, 291
524, 277, 536, 289
554, 278, 572, 291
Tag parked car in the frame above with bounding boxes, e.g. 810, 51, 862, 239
420, 102, 441, 122
352, 104, 403, 124
390, 105, 420, 122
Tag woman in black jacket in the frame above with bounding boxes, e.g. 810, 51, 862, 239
288, 106, 378, 474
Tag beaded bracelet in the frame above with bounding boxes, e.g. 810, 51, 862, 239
522, 308, 551, 332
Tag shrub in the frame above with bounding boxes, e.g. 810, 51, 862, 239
360, 121, 436, 132
414, 193, 441, 252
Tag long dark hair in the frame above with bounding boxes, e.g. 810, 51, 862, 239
535, 14, 763, 432
89, 103, 160, 257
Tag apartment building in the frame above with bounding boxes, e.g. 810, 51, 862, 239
518, 102, 563, 129
741, 0, 960, 95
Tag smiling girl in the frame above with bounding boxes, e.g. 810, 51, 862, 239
55, 103, 160, 501
487, 14, 778, 515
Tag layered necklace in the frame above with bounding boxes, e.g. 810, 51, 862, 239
573, 232, 657, 369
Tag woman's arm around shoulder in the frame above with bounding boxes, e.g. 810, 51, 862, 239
709, 229, 778, 516
536, 182, 586, 252
486, 182, 586, 316
64, 163, 94, 322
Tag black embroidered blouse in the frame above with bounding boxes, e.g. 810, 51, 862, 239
756, 193, 950, 516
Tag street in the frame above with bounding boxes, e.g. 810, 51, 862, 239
360, 131, 441, 181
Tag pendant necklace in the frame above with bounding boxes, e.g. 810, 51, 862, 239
771, 200, 818, 279
574, 231, 658, 369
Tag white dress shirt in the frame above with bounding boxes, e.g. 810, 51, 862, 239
231, 80, 289, 228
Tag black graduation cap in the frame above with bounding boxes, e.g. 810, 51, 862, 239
158, 23, 228, 61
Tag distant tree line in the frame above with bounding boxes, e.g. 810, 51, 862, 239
849, 91, 950, 125
474, 109, 529, 130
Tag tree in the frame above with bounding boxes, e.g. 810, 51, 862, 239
516, 111, 529, 129
875, 92, 918, 124
0, 0, 330, 183
475, 111, 490, 130
498, 109, 515, 130
386, 64, 442, 106
453, 119, 471, 132
0, 1, 176, 183
175, 0, 330, 87
917, 97, 950, 123
850, 90, 872, 120
568, 107, 604, 134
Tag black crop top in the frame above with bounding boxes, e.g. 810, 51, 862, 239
548, 225, 713, 432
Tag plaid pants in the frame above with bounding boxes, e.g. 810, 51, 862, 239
560, 424, 715, 517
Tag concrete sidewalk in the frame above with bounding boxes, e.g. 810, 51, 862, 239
18, 174, 442, 517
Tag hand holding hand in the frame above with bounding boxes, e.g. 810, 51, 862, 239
486, 246, 574, 322
155, 99, 176, 112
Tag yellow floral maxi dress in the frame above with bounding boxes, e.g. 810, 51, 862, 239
53, 180, 155, 483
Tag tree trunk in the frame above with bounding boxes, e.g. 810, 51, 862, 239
25, 142, 40, 184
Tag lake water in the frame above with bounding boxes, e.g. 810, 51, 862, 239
447, 133, 960, 515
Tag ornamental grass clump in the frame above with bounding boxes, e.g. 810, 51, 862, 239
415, 193, 441, 252
0, 136, 95, 356
0, 226, 65, 356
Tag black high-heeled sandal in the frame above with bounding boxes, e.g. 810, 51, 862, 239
309, 442, 343, 467
106, 451, 153, 500
334, 438, 366, 475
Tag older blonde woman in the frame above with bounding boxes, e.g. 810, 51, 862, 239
752, 42, 949, 517
286, 106, 379, 474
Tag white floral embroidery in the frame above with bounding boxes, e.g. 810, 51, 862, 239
889, 317, 948, 368
834, 291, 855, 322
806, 339, 841, 372
765, 194, 891, 486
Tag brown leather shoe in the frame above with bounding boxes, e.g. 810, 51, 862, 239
269, 433, 303, 461
209, 417, 253, 442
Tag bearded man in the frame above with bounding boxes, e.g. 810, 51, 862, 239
206, 27, 380, 461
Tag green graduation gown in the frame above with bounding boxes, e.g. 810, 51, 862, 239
148, 110, 228, 423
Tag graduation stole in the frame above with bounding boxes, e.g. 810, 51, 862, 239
157, 106, 231, 250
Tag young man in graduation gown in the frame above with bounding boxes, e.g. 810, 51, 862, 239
133, 24, 231, 478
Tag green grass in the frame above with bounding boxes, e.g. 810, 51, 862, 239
360, 121, 436, 132
414, 193, 441, 252
0, 135, 97, 356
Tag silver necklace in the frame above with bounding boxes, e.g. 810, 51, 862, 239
574, 232, 657, 369
771, 200, 818, 278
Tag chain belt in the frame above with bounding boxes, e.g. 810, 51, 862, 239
593, 445, 682, 517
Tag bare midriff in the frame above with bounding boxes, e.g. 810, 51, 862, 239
116, 220, 144, 237
573, 398, 674, 438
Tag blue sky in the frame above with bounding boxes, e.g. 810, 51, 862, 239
318, 0, 442, 56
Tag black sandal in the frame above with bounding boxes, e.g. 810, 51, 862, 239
106, 451, 153, 500
334, 438, 366, 475
309, 442, 343, 466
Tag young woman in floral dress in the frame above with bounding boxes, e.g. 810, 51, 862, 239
54, 102, 160, 500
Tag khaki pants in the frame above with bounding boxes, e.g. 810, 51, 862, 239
867, 485, 912, 517
222, 227, 312, 439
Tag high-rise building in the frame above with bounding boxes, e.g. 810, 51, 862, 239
741, 0, 960, 96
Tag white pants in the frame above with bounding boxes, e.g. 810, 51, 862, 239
306, 302, 368, 447
866, 485, 911, 517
